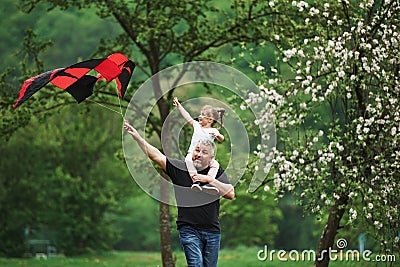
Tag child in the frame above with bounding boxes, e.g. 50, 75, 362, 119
173, 97, 225, 195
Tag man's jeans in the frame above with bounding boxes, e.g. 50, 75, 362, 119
178, 225, 221, 267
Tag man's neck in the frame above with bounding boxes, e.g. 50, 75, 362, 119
197, 166, 211, 174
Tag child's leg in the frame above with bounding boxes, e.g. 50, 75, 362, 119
207, 159, 220, 179
185, 153, 198, 178
202, 159, 220, 195
186, 154, 202, 192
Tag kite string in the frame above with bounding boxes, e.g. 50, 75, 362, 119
86, 99, 123, 117
114, 86, 124, 119
84, 80, 125, 119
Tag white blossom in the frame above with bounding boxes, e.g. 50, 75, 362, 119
256, 65, 265, 72
349, 208, 357, 220
245, 0, 400, 252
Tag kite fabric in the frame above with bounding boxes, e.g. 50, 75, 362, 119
13, 53, 135, 108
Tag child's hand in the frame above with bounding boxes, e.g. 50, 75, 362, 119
173, 97, 180, 107
209, 129, 224, 142
209, 129, 220, 138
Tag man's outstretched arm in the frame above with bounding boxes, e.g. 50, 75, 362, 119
124, 120, 167, 171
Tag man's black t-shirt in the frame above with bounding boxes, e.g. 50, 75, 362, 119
165, 158, 231, 233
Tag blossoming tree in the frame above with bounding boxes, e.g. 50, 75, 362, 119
246, 1, 399, 266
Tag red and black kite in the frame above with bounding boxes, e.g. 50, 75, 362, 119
14, 53, 135, 108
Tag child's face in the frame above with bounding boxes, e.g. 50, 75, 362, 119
198, 110, 214, 126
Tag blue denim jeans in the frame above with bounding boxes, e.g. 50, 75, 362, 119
178, 225, 221, 267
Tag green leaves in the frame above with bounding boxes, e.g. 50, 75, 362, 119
0, 106, 135, 256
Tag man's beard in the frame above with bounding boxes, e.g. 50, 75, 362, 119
193, 158, 208, 171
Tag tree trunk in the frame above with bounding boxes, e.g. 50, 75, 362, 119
159, 137, 175, 267
160, 200, 174, 267
314, 195, 348, 267
149, 66, 175, 267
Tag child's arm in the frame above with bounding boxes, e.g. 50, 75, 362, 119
173, 98, 194, 126
210, 129, 225, 142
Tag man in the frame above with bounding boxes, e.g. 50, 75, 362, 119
124, 120, 235, 267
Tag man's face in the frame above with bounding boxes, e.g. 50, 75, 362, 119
192, 143, 214, 171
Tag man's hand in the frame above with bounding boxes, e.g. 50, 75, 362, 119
124, 120, 139, 137
192, 174, 213, 184
124, 120, 167, 171
193, 174, 235, 200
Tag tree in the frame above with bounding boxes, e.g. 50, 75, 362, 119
220, 184, 282, 248
245, 1, 400, 266
39, 106, 135, 255
0, 105, 135, 256
0, 136, 49, 257
10, 1, 281, 265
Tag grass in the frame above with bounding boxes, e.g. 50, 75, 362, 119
0, 247, 396, 267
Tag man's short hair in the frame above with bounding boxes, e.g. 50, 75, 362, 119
197, 139, 215, 156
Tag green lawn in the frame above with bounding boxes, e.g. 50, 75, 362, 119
0, 247, 396, 267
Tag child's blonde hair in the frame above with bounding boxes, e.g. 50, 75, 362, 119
201, 105, 225, 129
